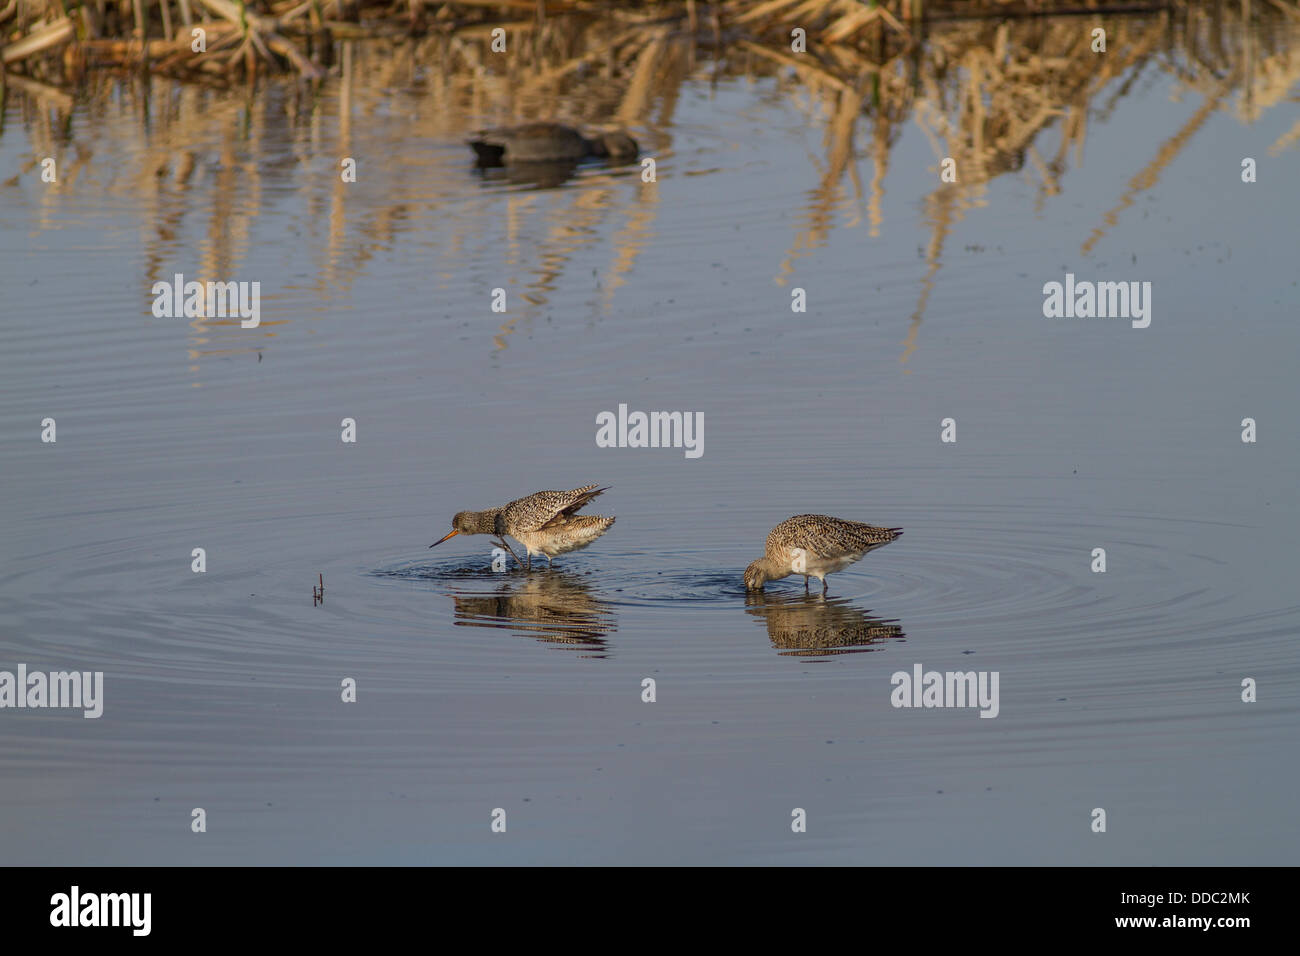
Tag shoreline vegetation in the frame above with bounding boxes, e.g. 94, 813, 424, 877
2, 1, 1297, 84
3, 0, 1296, 361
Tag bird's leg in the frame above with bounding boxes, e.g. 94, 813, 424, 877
525, 551, 532, 572
803, 576, 810, 592
491, 513, 524, 570
492, 537, 524, 571
821, 577, 829, 596
545, 554, 553, 569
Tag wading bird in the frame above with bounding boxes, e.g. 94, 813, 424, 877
430, 485, 615, 571
744, 515, 902, 595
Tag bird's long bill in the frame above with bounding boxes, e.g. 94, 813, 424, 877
429, 529, 460, 549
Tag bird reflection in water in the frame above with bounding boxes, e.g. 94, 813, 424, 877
450, 571, 614, 657
472, 159, 641, 190
474, 160, 583, 189
744, 591, 904, 658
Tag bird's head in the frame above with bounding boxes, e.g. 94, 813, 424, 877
743, 560, 769, 591
594, 131, 639, 161
430, 511, 475, 548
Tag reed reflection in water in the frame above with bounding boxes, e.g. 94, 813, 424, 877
2, 2, 1299, 865
3, 4, 1295, 374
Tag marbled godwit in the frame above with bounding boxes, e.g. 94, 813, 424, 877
744, 515, 902, 595
430, 485, 615, 571
468, 123, 639, 165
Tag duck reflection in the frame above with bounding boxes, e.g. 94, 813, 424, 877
474, 160, 584, 189
450, 571, 614, 655
473, 157, 642, 190
744, 591, 904, 658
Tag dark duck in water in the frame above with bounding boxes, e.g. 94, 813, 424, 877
468, 122, 639, 166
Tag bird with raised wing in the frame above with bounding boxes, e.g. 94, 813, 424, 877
431, 485, 615, 571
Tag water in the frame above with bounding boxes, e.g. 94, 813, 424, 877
1, 12, 1298, 864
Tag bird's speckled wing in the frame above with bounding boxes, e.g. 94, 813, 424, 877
768, 514, 902, 557
504, 485, 608, 533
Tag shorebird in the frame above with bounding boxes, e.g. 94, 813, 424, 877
744, 515, 902, 595
468, 123, 639, 165
430, 485, 615, 571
